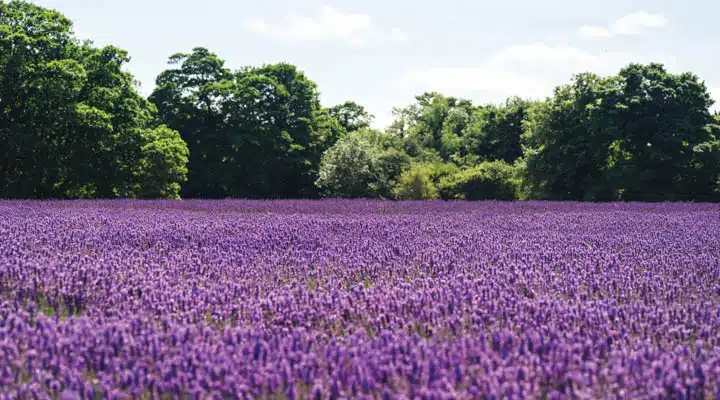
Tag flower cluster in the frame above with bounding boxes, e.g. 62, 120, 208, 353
0, 200, 719, 399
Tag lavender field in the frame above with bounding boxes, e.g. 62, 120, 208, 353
1, 200, 719, 399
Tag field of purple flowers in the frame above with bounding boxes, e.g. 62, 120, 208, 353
1, 200, 719, 399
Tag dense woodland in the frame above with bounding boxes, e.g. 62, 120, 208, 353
2, 1, 719, 201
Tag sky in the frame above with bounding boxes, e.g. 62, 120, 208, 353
31, 0, 720, 129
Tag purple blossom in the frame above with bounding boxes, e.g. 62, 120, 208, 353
0, 199, 719, 398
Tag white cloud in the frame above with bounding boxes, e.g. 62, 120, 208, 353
247, 19, 270, 34
488, 43, 600, 70
390, 28, 409, 43
578, 26, 611, 39
395, 43, 642, 100
612, 12, 666, 35
397, 67, 555, 100
246, 6, 407, 46
580, 11, 666, 39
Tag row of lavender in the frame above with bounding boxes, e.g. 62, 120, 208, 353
1, 200, 719, 399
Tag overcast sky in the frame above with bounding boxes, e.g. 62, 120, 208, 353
31, 0, 720, 129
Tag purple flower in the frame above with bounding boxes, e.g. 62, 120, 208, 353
0, 200, 718, 398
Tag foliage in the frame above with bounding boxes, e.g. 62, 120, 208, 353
137, 126, 190, 199
1, 1, 719, 203
393, 164, 440, 200
522, 64, 720, 202
328, 101, 374, 133
461, 96, 533, 164
0, 1, 188, 199
423, 161, 461, 184
438, 161, 518, 200
389, 93, 533, 167
389, 92, 473, 161
369, 148, 412, 199
315, 133, 377, 198
316, 130, 411, 198
150, 49, 340, 198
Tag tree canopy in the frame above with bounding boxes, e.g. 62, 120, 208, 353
149, 48, 341, 198
328, 101, 374, 134
2, 1, 719, 202
0, 1, 188, 199
522, 64, 719, 201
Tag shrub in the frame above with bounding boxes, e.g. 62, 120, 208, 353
316, 130, 413, 198
424, 162, 461, 183
316, 134, 377, 198
370, 148, 412, 199
438, 160, 518, 200
394, 164, 440, 200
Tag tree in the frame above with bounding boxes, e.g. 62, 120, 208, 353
522, 63, 720, 201
389, 93, 473, 161
388, 93, 533, 167
521, 72, 614, 200
137, 125, 189, 199
462, 97, 533, 164
328, 101, 374, 133
0, 1, 188, 199
370, 148, 412, 199
148, 47, 233, 198
240, 63, 338, 197
150, 51, 336, 198
605, 63, 717, 201
705, 116, 720, 197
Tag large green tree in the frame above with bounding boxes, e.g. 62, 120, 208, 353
522, 63, 719, 201
388, 93, 532, 166
606, 64, 718, 200
521, 73, 614, 200
388, 92, 470, 161
148, 47, 232, 197
462, 96, 533, 165
0, 1, 188, 199
150, 49, 340, 198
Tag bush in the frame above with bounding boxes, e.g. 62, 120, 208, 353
316, 130, 413, 198
370, 148, 412, 199
315, 134, 377, 198
138, 125, 190, 199
424, 162, 461, 183
438, 160, 518, 200
394, 164, 440, 200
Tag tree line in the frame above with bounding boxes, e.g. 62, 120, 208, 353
2, 1, 719, 201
